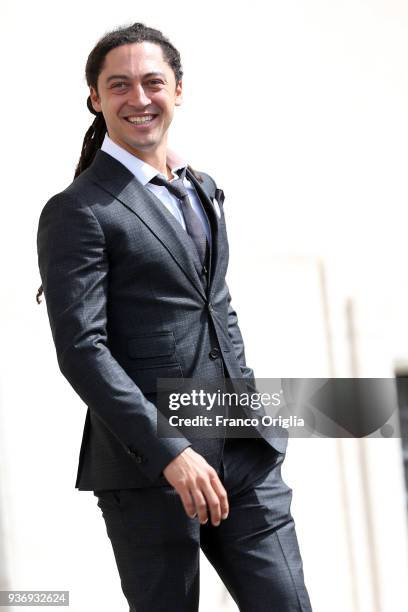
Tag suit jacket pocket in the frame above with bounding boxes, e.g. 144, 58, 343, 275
127, 331, 176, 360
127, 363, 184, 394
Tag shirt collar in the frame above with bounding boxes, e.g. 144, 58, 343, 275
100, 133, 188, 186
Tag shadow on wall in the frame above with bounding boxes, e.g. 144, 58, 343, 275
0, 401, 10, 590
0, 496, 10, 591
0, 510, 9, 590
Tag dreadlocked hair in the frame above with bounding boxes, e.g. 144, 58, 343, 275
74, 98, 107, 178
37, 22, 203, 304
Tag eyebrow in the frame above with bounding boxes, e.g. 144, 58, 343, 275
105, 72, 167, 84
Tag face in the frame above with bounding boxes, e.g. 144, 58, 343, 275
89, 42, 182, 158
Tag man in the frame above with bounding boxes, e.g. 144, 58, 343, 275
37, 22, 312, 611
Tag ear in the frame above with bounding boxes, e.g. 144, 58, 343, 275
89, 86, 102, 113
175, 79, 183, 107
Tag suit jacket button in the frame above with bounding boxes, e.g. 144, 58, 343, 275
208, 302, 213, 312
134, 455, 144, 464
209, 347, 220, 359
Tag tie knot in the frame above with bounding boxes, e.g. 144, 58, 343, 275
150, 167, 188, 200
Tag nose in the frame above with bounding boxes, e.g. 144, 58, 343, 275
127, 83, 152, 108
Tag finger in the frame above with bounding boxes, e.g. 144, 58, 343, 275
190, 488, 209, 524
210, 474, 229, 519
177, 487, 197, 519
200, 480, 222, 526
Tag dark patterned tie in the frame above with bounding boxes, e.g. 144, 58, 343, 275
150, 167, 209, 266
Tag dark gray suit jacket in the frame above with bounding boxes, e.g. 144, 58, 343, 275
37, 150, 287, 491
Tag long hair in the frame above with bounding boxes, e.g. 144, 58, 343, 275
36, 22, 202, 305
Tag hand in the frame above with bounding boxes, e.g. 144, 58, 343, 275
163, 447, 229, 527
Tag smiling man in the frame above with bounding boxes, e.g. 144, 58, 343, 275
92, 43, 180, 175
36, 22, 312, 612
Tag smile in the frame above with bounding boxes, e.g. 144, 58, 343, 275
124, 114, 158, 126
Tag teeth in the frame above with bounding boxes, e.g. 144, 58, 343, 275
126, 115, 155, 124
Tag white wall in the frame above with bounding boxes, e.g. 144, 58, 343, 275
1, 1, 408, 610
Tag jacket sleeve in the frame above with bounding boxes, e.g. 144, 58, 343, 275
200, 171, 256, 381
196, 171, 267, 434
37, 192, 191, 482
226, 283, 256, 380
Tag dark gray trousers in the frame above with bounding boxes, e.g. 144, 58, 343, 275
94, 437, 313, 611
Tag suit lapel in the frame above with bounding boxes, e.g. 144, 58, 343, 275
89, 150, 209, 299
89, 150, 224, 298
185, 168, 222, 294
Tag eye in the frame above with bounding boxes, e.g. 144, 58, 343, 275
148, 80, 164, 86
112, 82, 128, 89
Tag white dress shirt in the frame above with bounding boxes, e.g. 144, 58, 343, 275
100, 134, 211, 243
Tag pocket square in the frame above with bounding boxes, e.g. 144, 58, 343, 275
214, 188, 225, 206
212, 188, 225, 219
212, 197, 222, 219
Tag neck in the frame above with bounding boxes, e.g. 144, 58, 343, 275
107, 133, 172, 179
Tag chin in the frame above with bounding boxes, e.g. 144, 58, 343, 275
129, 139, 158, 151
